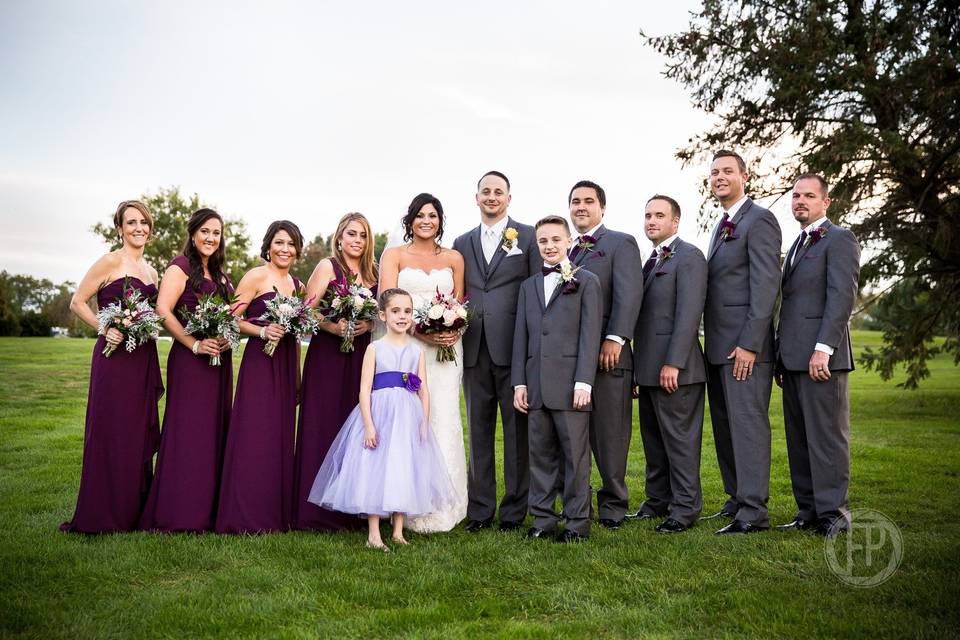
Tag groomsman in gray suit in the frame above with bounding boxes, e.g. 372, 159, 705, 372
775, 174, 860, 538
512, 215, 603, 542
703, 150, 782, 535
632, 195, 708, 533
454, 171, 541, 532
567, 180, 644, 528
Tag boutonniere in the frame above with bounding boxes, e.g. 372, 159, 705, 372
719, 219, 738, 242
559, 261, 581, 294
501, 227, 519, 251
807, 226, 827, 246
575, 234, 598, 254
655, 245, 673, 276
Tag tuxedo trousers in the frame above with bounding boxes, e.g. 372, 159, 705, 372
528, 408, 591, 535
637, 383, 705, 526
464, 333, 529, 523
589, 366, 634, 520
782, 370, 851, 525
706, 362, 772, 526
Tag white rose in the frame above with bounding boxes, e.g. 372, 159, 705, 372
353, 295, 365, 309
278, 303, 294, 315
331, 296, 342, 307
427, 304, 444, 320
442, 309, 457, 325
359, 288, 372, 297
456, 306, 468, 319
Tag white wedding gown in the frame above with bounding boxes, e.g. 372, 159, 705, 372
397, 267, 469, 533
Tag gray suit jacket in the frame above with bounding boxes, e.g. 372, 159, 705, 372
776, 219, 860, 372
511, 269, 602, 411
704, 199, 782, 365
570, 224, 644, 370
634, 238, 708, 387
454, 218, 541, 368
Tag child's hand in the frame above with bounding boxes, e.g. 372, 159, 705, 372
419, 420, 429, 443
572, 388, 591, 410
363, 425, 378, 449
513, 386, 528, 414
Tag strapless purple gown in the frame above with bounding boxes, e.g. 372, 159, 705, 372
61, 277, 164, 533
292, 261, 373, 531
140, 256, 233, 532
215, 286, 299, 534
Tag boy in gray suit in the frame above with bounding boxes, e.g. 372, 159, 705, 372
632, 195, 708, 533
512, 216, 602, 543
775, 174, 860, 537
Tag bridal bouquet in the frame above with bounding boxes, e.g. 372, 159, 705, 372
258, 289, 320, 357
319, 273, 378, 352
414, 288, 469, 363
95, 277, 163, 358
180, 293, 241, 366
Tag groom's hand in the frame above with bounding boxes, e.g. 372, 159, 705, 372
513, 386, 529, 414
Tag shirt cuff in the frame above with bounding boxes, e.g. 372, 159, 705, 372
814, 342, 835, 356
574, 382, 592, 393
514, 384, 527, 391
605, 335, 625, 345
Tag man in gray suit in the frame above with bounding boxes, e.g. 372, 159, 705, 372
512, 215, 602, 542
703, 150, 782, 534
632, 195, 708, 533
453, 171, 542, 532
567, 180, 643, 529
775, 173, 860, 538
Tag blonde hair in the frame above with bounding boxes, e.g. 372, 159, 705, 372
113, 200, 154, 242
330, 212, 377, 285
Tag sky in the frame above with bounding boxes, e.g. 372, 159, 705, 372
0, 0, 803, 283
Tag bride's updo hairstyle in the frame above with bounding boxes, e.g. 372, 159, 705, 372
378, 287, 412, 309
402, 193, 445, 243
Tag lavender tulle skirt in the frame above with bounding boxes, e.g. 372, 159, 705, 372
307, 386, 457, 518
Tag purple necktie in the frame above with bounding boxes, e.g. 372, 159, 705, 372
642, 249, 658, 278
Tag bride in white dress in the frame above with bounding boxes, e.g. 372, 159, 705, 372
378, 193, 468, 532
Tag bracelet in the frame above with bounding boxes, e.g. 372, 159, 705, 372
192, 340, 201, 355
259, 327, 267, 340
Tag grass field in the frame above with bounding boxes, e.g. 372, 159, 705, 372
1, 332, 958, 639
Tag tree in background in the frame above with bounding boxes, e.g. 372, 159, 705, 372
291, 231, 388, 283
0, 272, 91, 336
645, 0, 959, 387
91, 187, 259, 288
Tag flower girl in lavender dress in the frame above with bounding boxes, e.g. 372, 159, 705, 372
308, 288, 457, 551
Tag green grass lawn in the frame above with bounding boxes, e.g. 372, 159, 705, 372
1, 332, 958, 638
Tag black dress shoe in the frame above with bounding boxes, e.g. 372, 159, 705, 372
715, 520, 769, 535
526, 527, 552, 539
463, 518, 492, 533
776, 518, 814, 531
625, 510, 660, 521
814, 518, 849, 538
598, 518, 624, 529
655, 518, 692, 533
702, 509, 737, 520
554, 529, 589, 544
498, 520, 523, 532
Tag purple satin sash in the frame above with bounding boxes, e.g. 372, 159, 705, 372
372, 371, 421, 393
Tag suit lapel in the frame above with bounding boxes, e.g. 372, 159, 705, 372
645, 238, 681, 292
573, 224, 606, 266
708, 200, 751, 261
782, 233, 802, 284
707, 218, 723, 261
545, 278, 563, 309
470, 226, 487, 280
485, 217, 513, 277
789, 219, 832, 279
535, 274, 547, 311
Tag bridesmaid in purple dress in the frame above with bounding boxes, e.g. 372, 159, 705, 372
293, 213, 378, 531
61, 200, 163, 533
140, 209, 234, 532
215, 220, 305, 534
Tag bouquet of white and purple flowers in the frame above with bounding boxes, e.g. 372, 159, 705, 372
258, 289, 320, 357
413, 288, 469, 363
319, 273, 378, 352
180, 293, 241, 366
95, 277, 163, 358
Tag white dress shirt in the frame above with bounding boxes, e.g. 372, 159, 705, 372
481, 216, 509, 264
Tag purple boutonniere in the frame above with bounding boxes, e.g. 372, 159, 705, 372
720, 219, 738, 242
401, 372, 422, 393
576, 234, 597, 253
654, 245, 673, 276
808, 226, 827, 245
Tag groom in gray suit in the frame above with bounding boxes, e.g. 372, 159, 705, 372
632, 195, 708, 533
703, 150, 782, 534
776, 174, 860, 538
512, 215, 602, 542
454, 171, 541, 532
567, 180, 643, 528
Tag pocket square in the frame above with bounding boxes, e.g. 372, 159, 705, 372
503, 245, 523, 257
